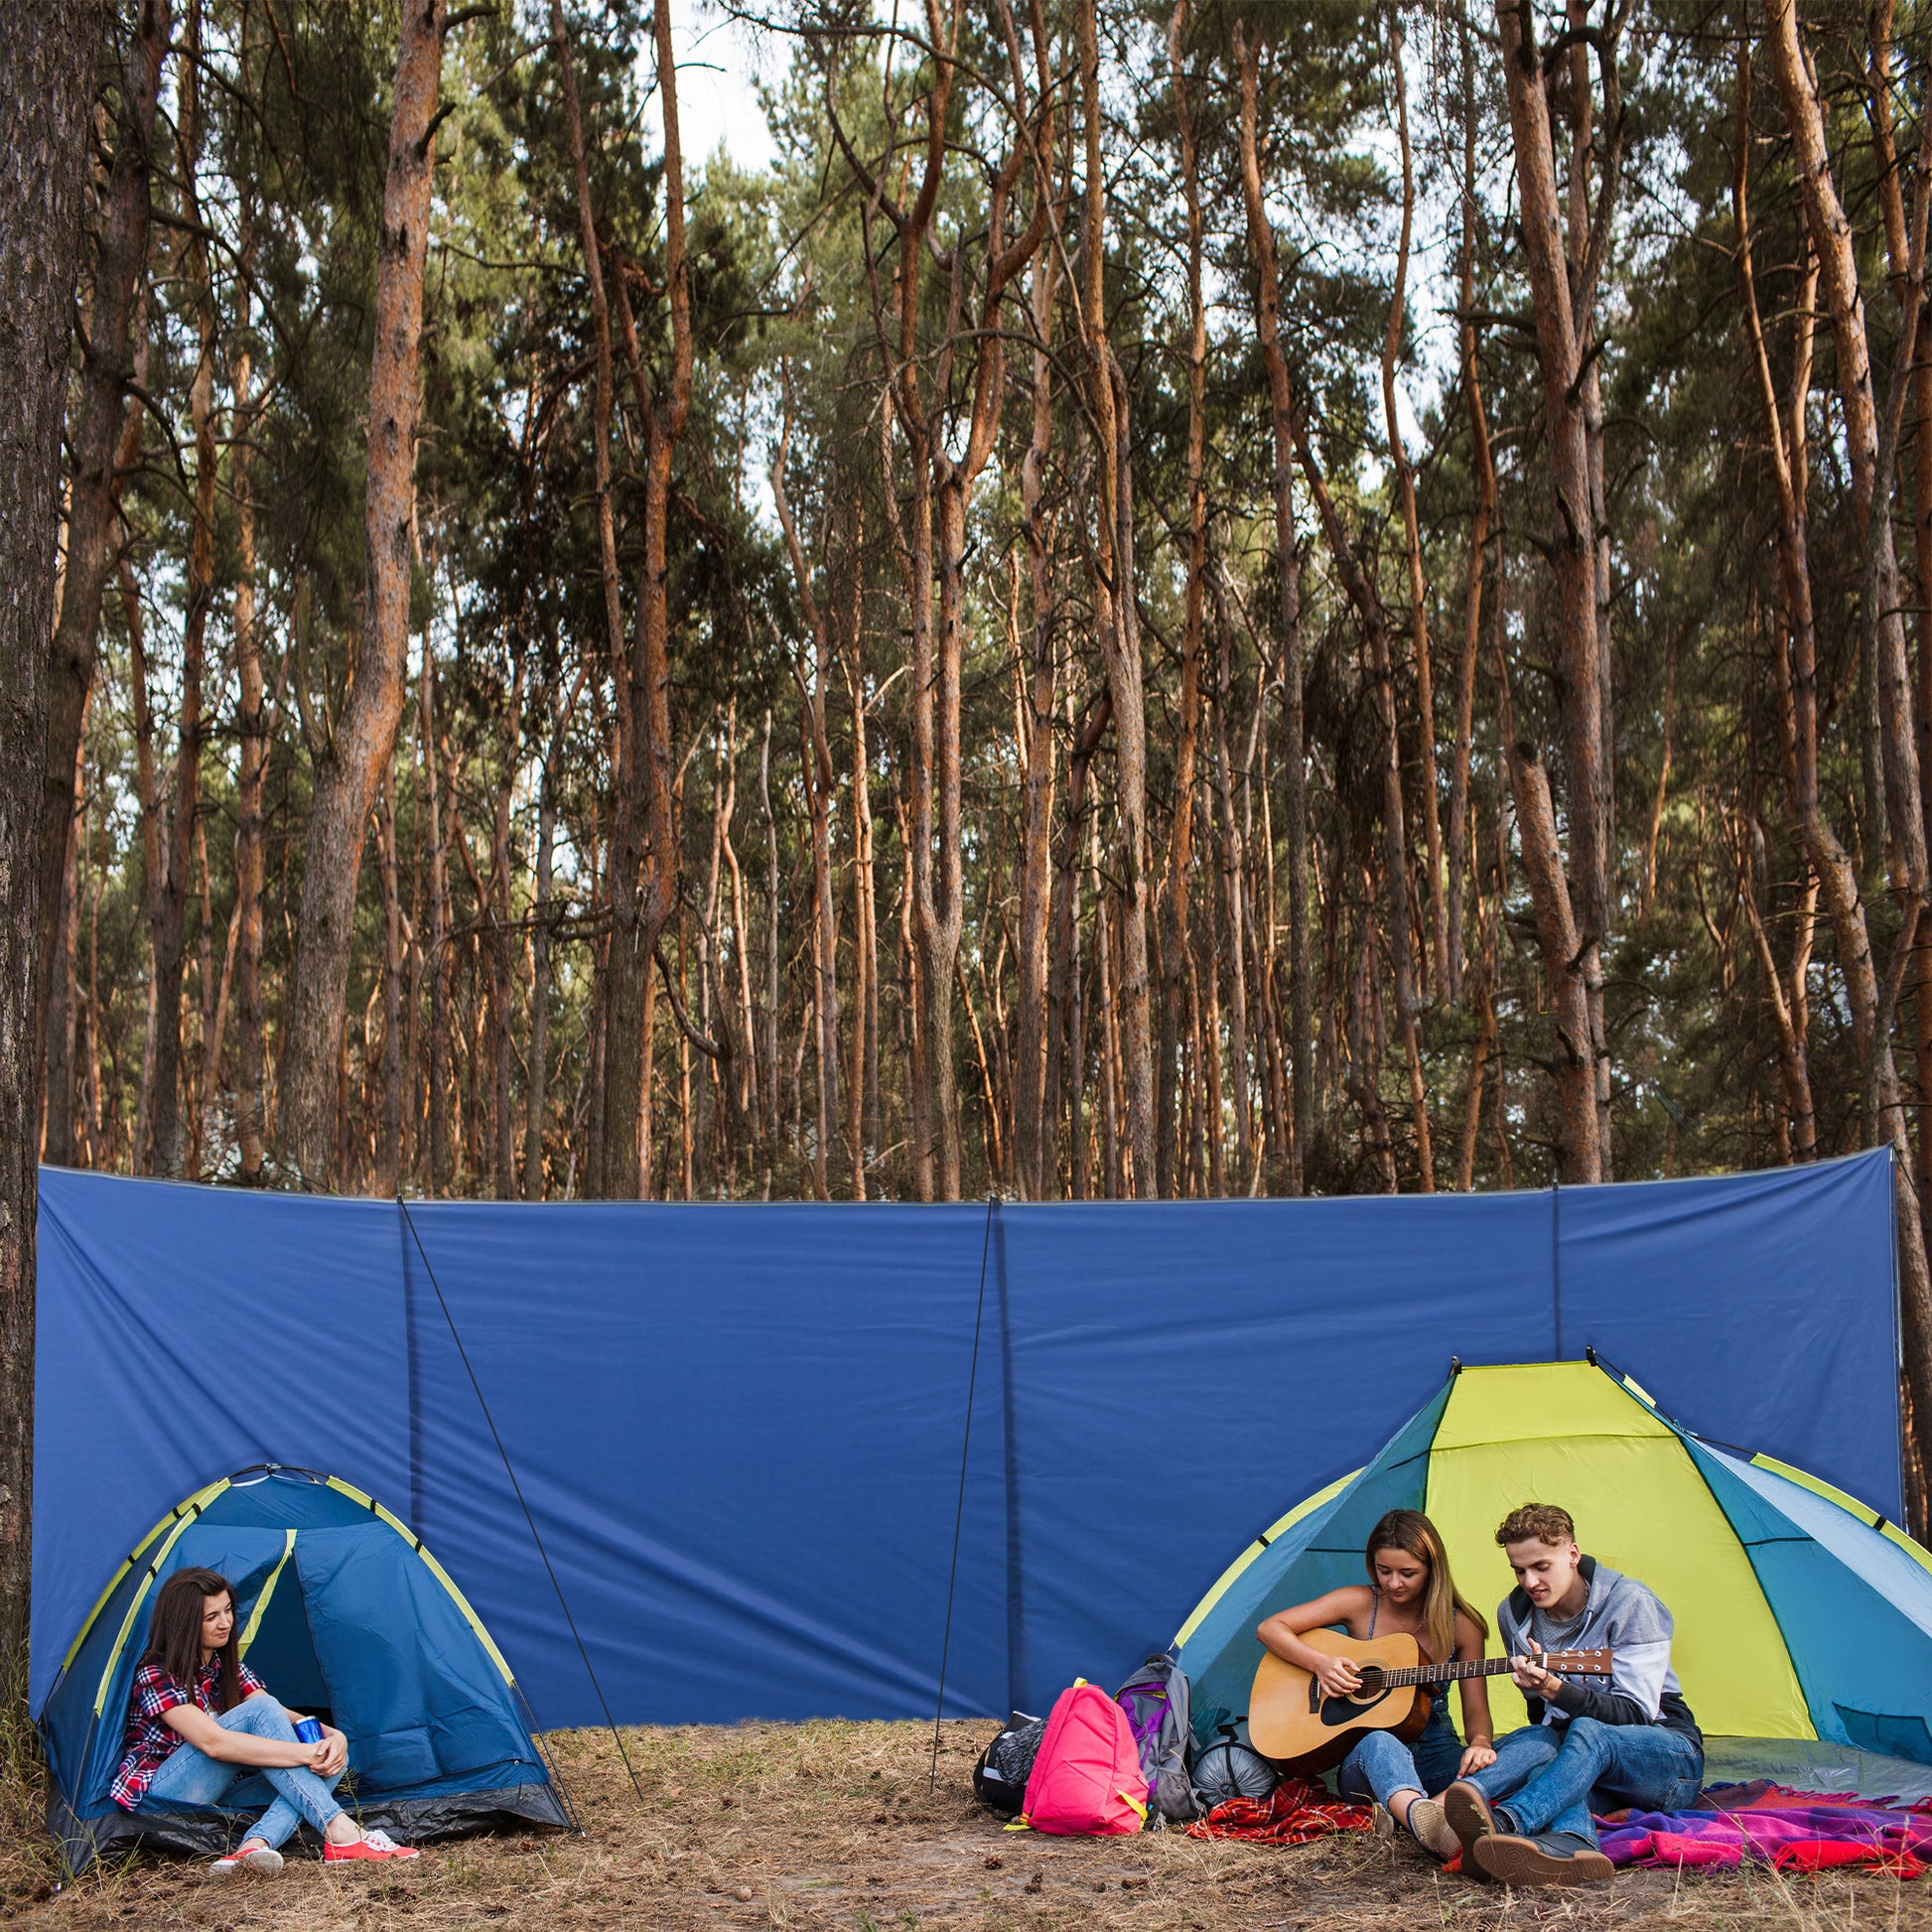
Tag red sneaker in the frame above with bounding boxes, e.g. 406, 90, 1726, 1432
324, 1828, 420, 1863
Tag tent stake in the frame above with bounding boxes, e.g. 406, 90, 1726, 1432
931, 1193, 998, 1793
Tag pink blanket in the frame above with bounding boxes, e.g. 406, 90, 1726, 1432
1599, 1784, 1932, 1874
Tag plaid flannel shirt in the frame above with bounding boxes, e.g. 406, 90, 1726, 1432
111, 1655, 267, 1809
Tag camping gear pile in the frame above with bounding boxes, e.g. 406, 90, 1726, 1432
973, 1657, 1283, 1834
38, 1465, 571, 1871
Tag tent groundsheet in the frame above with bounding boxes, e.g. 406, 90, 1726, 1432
35, 1150, 1901, 1727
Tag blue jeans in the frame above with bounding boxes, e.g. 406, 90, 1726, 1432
139, 1696, 345, 1851
1466, 1719, 1704, 1846
1337, 1700, 1465, 1806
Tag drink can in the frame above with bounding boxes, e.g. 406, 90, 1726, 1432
294, 1718, 324, 1745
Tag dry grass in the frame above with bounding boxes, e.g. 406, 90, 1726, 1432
6, 1720, 1932, 1931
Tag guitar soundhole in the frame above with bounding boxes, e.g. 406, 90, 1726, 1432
1353, 1668, 1385, 1699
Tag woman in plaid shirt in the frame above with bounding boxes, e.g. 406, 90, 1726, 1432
113, 1566, 421, 1876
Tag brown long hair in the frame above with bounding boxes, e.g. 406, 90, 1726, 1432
1365, 1509, 1489, 1665
142, 1567, 245, 1713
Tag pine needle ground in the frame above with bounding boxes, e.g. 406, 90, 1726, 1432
7, 1720, 1931, 1932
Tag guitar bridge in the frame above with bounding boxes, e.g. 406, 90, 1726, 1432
1308, 1678, 1320, 1715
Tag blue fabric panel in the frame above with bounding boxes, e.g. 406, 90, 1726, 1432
399, 1200, 1010, 1729
34, 1152, 1900, 1727
1690, 1444, 1932, 1763
996, 1191, 1553, 1704
292, 1528, 544, 1795
32, 1170, 412, 1712
1554, 1156, 1900, 1515
1178, 1380, 1449, 1733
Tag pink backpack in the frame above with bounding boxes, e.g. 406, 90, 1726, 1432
1010, 1681, 1149, 1836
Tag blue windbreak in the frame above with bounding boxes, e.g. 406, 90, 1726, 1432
37, 1150, 1900, 1721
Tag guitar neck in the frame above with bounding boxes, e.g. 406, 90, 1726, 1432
1380, 1654, 1598, 1689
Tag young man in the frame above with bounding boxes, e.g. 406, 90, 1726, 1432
1442, 1503, 1704, 1887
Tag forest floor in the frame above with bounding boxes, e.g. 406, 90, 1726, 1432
7, 1719, 1932, 1932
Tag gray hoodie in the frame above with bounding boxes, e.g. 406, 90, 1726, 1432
1495, 1556, 1703, 1745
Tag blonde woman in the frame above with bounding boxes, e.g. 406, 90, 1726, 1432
1257, 1508, 1495, 1860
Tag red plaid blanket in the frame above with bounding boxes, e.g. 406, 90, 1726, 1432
1184, 1778, 1374, 1846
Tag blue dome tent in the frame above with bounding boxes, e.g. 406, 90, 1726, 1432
38, 1465, 574, 1870
1173, 1359, 1932, 1800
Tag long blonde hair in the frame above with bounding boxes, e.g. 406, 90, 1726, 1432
1365, 1509, 1489, 1664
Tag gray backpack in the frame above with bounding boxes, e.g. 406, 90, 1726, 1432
1113, 1654, 1198, 1823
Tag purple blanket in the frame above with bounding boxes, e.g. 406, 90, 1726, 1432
1598, 1789, 1932, 1872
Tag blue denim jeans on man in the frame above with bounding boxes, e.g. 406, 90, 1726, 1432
1462, 1718, 1703, 1846
138, 1696, 345, 1850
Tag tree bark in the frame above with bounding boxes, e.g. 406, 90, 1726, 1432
1508, 739, 1598, 1178
770, 396, 841, 1199
600, 0, 693, 1197
1747, 24, 1932, 1500
149, 6, 218, 1176
1767, 0, 1928, 907
1232, 27, 1312, 1189
1013, 247, 1058, 1200
841, 576, 873, 1197
1293, 414, 1433, 1188
37, 0, 169, 1097
1493, 0, 1615, 1183
1381, 10, 1445, 1001
1447, 3, 1493, 1009
1073, 0, 1154, 1195
1157, 0, 1205, 1198
232, 198, 268, 1183
0, 0, 107, 1725
277, 0, 444, 1184
421, 649, 452, 1191
43, 724, 85, 1166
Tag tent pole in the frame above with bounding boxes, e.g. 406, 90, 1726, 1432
931, 1194, 998, 1792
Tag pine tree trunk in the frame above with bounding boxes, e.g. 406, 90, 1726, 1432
277, 0, 443, 1184
232, 230, 267, 1181
150, 11, 218, 1177
600, 4, 692, 1197
1493, 0, 1613, 1185
422, 653, 452, 1191
1233, 28, 1312, 1189
377, 768, 404, 1189
1157, 1, 1205, 1199
0, 0, 107, 1722
1447, 5, 1492, 1010
37, 0, 169, 1087
1381, 11, 1446, 1002
1013, 252, 1057, 1199
43, 730, 84, 1166
1751, 18, 1932, 1503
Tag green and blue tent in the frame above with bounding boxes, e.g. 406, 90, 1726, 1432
38, 1465, 573, 1871
1173, 1358, 1932, 1797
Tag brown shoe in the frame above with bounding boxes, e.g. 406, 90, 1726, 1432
1443, 1781, 1498, 1867
1472, 1832, 1614, 1887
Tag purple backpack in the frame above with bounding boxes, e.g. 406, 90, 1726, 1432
1113, 1654, 1197, 1822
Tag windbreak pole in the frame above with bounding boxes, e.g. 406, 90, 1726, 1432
930, 1193, 998, 1791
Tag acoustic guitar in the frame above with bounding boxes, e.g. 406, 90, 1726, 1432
1247, 1629, 1613, 1773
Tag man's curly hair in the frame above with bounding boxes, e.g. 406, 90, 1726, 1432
1495, 1503, 1577, 1548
